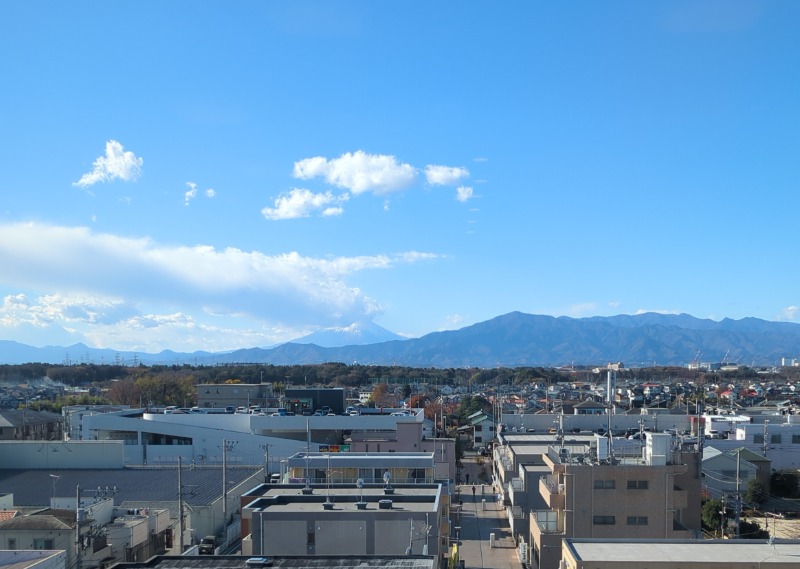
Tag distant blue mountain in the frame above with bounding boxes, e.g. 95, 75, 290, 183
2, 312, 800, 367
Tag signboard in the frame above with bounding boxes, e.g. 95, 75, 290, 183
319, 445, 350, 453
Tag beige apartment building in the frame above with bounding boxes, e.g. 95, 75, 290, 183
530, 434, 702, 569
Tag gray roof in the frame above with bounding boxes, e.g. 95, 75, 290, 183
0, 410, 63, 428
566, 538, 800, 564
0, 466, 262, 507
0, 513, 72, 530
110, 555, 435, 569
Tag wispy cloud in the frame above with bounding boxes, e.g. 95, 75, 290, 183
184, 182, 198, 206
73, 140, 143, 188
0, 222, 440, 343
634, 308, 680, 315
262, 188, 348, 220
293, 150, 417, 195
782, 306, 800, 320
568, 303, 598, 317
185, 182, 216, 206
425, 164, 469, 186
456, 186, 474, 202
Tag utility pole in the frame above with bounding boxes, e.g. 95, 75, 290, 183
260, 443, 273, 481
735, 449, 742, 538
75, 485, 82, 569
178, 457, 184, 553
221, 439, 237, 526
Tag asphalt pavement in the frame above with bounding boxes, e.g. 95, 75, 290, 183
452, 484, 524, 569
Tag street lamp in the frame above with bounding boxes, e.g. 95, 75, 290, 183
49, 474, 60, 501
259, 443, 273, 482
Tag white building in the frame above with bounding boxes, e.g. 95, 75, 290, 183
78, 407, 428, 474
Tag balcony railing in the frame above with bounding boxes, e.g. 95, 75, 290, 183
533, 510, 563, 534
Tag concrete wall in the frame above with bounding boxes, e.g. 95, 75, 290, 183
256, 511, 434, 556
0, 529, 73, 568
0, 441, 124, 469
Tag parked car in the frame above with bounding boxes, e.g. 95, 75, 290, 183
199, 535, 216, 555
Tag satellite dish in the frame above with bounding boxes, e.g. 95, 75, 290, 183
383, 472, 391, 484
356, 478, 364, 488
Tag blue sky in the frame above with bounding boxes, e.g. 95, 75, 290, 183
1, 1, 798, 354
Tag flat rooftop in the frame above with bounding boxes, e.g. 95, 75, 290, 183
566, 539, 800, 564
246, 485, 441, 514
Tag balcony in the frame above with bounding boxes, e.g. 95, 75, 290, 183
533, 510, 563, 534
539, 475, 565, 510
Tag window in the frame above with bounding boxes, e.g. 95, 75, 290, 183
593, 480, 615, 489
7, 539, 15, 550
792, 435, 800, 444
771, 434, 782, 444
627, 480, 648, 489
409, 468, 426, 481
474, 425, 482, 432
33, 538, 54, 550
721, 470, 736, 481
307, 532, 315, 545
753, 434, 764, 444
627, 516, 648, 525
592, 516, 615, 525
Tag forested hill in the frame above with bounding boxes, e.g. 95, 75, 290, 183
3, 312, 800, 367
209, 312, 800, 367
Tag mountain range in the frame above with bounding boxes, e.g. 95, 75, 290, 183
2, 312, 800, 368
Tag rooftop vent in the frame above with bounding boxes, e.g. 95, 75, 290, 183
245, 558, 272, 567
378, 499, 393, 510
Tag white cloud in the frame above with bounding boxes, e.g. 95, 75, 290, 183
456, 186, 474, 202
262, 188, 348, 220
321, 206, 344, 217
73, 140, 143, 188
184, 182, 198, 206
0, 222, 439, 338
396, 251, 442, 263
782, 306, 800, 320
443, 314, 465, 330
634, 308, 680, 315
293, 150, 417, 195
425, 164, 469, 186
568, 303, 598, 317
0, 292, 135, 329
185, 182, 216, 205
